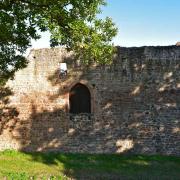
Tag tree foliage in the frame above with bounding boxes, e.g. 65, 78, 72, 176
0, 0, 117, 84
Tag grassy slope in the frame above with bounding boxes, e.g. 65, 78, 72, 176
0, 150, 179, 179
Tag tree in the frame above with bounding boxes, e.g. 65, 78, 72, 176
0, 0, 117, 84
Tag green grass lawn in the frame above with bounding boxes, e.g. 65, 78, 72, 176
0, 150, 179, 180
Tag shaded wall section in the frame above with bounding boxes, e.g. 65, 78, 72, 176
0, 46, 180, 155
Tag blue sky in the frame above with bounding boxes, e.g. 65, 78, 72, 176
29, 0, 180, 52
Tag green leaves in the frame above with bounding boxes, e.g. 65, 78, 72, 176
64, 17, 117, 65
0, 0, 117, 84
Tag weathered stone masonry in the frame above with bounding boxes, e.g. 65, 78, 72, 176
0, 46, 180, 155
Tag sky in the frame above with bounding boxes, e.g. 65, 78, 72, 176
29, 0, 180, 53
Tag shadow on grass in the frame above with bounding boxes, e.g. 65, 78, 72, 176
25, 152, 180, 179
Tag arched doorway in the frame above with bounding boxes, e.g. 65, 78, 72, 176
69, 83, 91, 114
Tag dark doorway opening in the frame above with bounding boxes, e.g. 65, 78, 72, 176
69, 83, 91, 114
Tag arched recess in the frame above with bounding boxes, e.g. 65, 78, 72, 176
69, 83, 91, 114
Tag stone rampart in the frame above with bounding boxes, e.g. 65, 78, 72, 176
0, 46, 179, 155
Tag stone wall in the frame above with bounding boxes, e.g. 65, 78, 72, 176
0, 46, 180, 155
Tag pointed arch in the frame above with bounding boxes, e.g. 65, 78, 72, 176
69, 83, 91, 114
